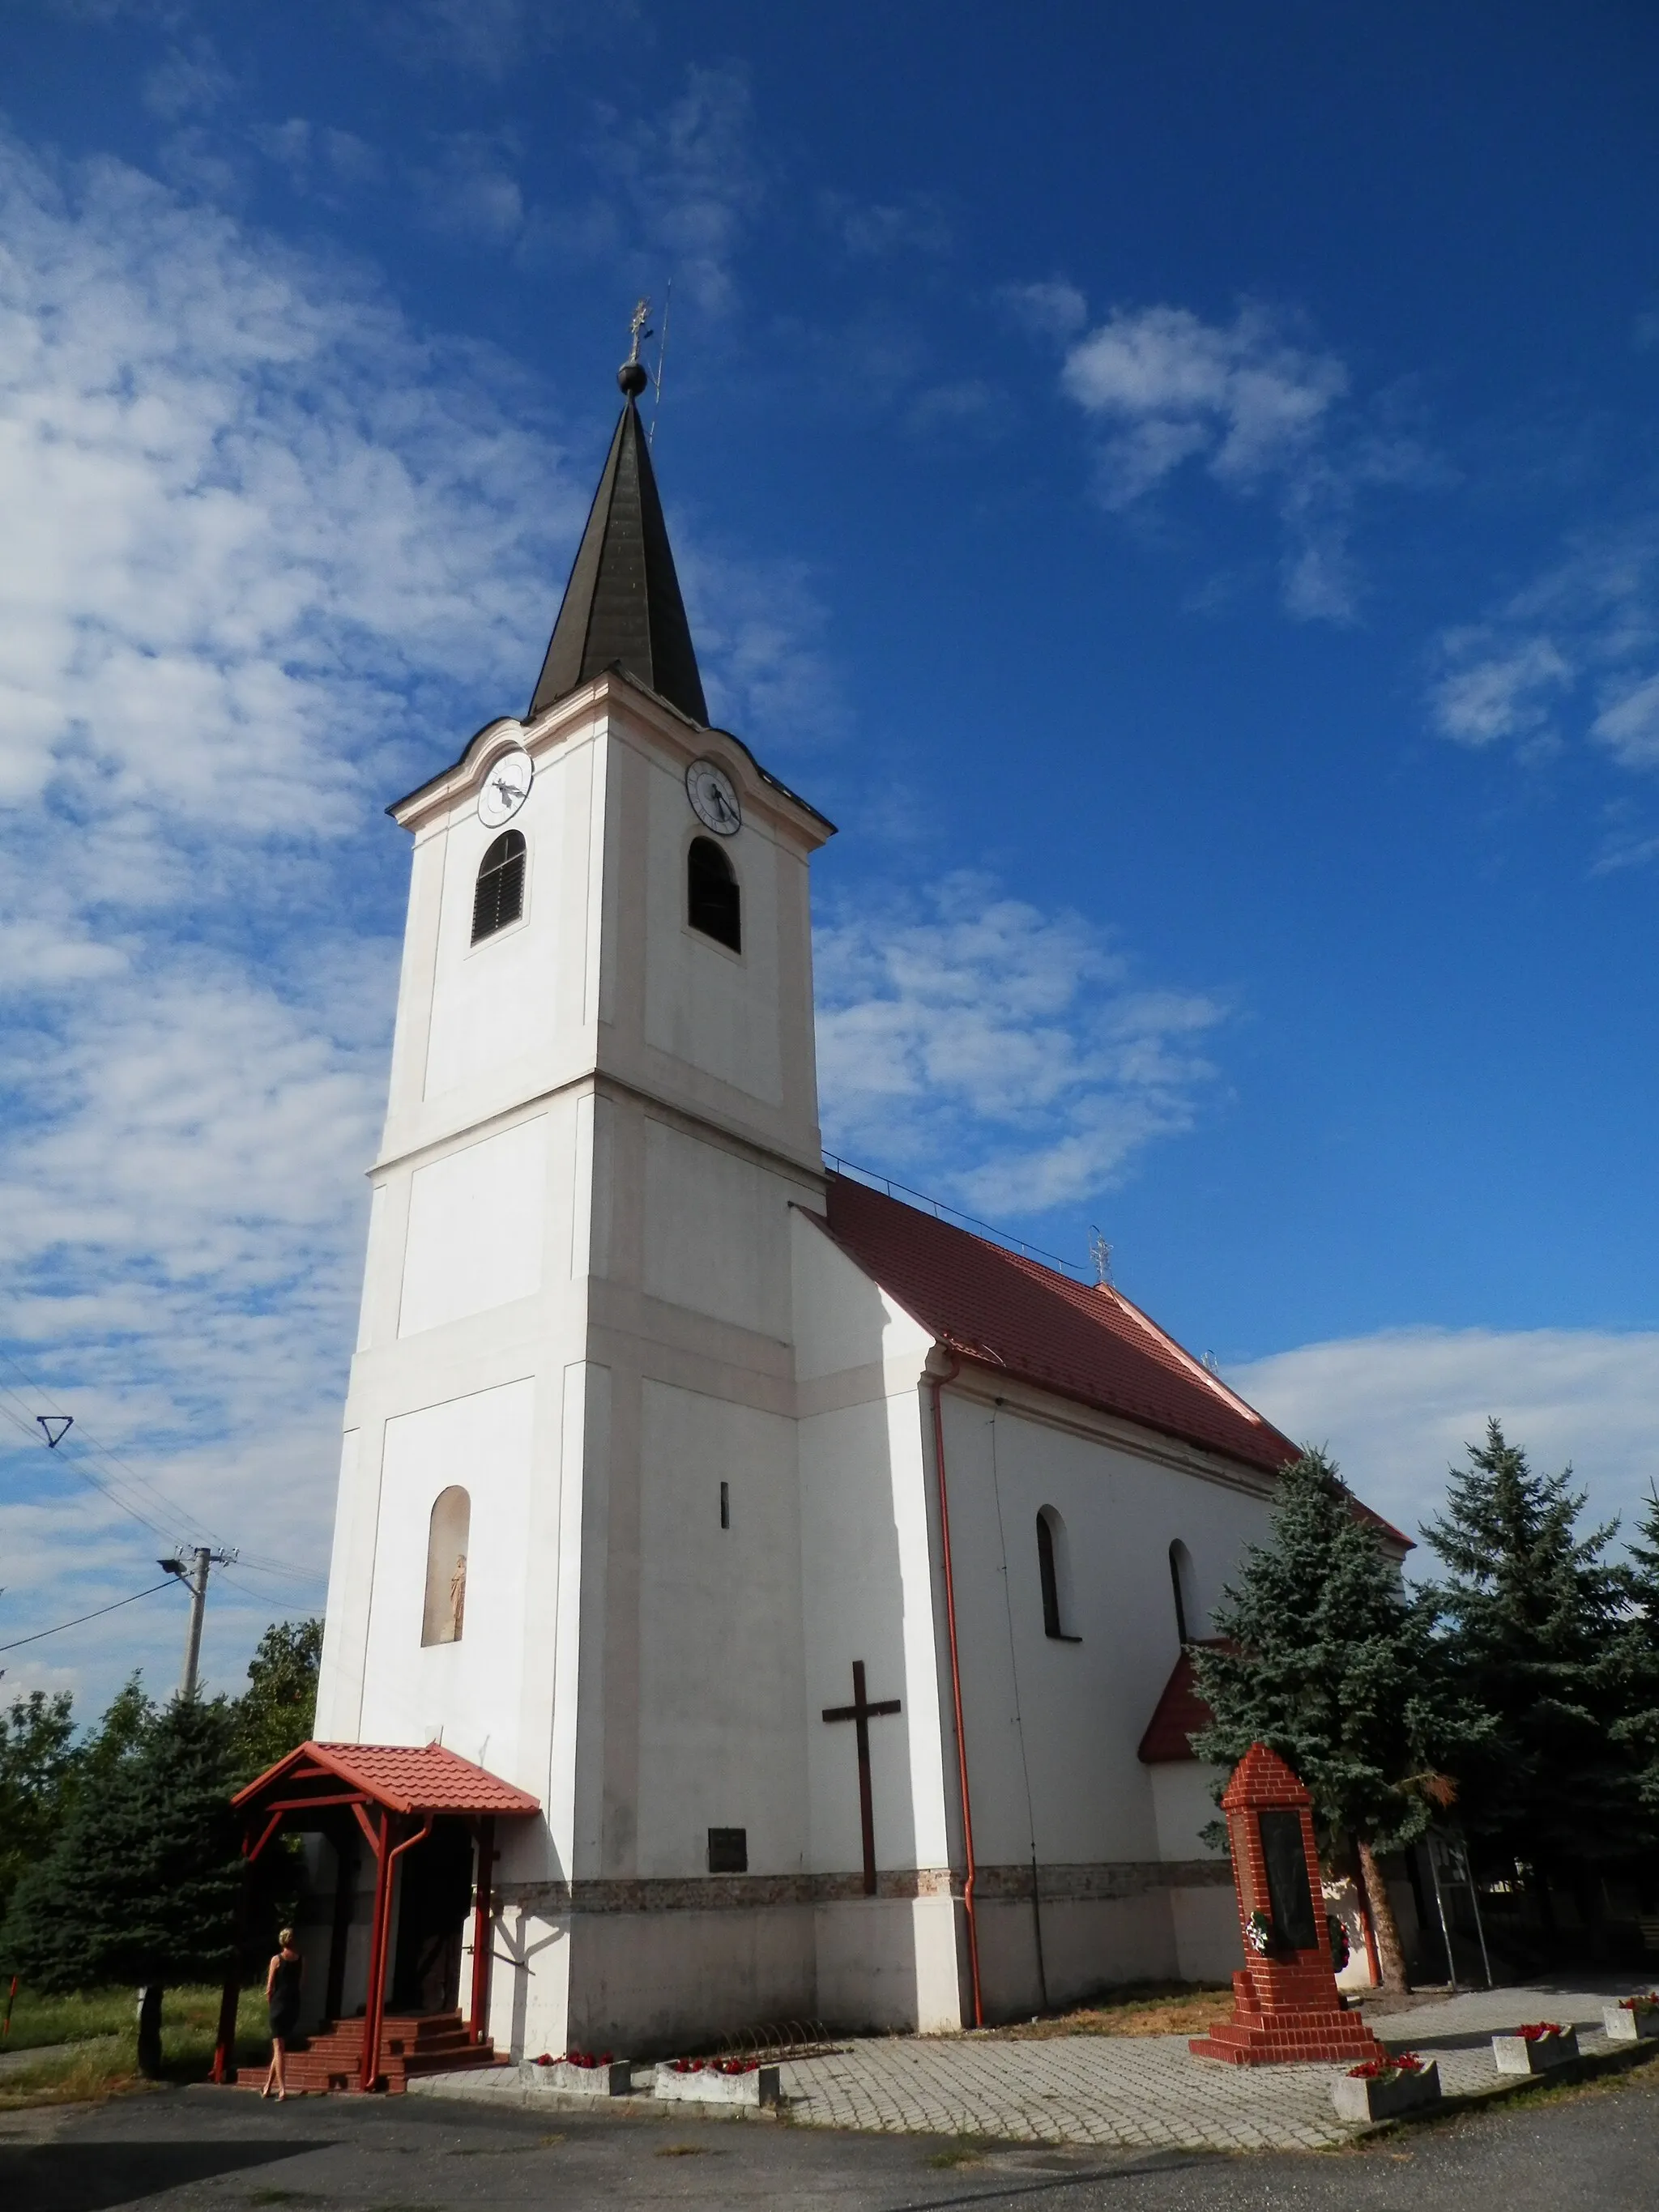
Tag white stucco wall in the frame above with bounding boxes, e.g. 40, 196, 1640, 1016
399, 1115, 548, 1337
635, 1379, 806, 1875
356, 1376, 537, 1772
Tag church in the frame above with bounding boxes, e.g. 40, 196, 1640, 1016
292, 347, 1383, 2065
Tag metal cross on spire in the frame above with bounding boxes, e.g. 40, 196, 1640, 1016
627, 296, 653, 365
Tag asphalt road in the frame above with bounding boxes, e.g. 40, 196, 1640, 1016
3, 2062, 1656, 2212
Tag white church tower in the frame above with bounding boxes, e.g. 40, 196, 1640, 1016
311, 347, 1409, 2063
315, 349, 850, 2055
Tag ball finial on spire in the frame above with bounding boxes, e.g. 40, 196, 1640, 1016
620, 296, 652, 399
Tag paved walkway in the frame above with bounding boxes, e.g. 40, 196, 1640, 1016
409, 1979, 1653, 2153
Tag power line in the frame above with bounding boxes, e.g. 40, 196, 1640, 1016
0, 1578, 182, 1654
0, 1345, 235, 1546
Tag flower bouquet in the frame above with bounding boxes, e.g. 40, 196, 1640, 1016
1606, 1992, 1659, 2044
526, 2048, 633, 2095
1243, 1908, 1274, 1957
1492, 2021, 1579, 2075
655, 2052, 781, 2108
1331, 2049, 1440, 2122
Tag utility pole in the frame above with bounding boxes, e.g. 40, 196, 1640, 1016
160, 1545, 237, 1697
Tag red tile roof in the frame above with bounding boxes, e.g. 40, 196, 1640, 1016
819, 1174, 1299, 1477
1137, 1644, 1222, 1764
233, 1740, 540, 1816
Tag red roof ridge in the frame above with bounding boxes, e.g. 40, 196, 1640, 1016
814, 1174, 1302, 1479
1093, 1281, 1266, 1427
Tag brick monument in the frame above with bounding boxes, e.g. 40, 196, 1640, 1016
1189, 1742, 1388, 2066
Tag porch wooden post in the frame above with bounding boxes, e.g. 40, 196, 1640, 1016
358, 1810, 393, 2092
468, 1817, 496, 2044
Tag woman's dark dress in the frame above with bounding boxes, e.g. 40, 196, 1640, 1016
267, 1953, 302, 2041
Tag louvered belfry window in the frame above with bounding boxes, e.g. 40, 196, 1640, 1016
471, 829, 526, 944
687, 835, 740, 952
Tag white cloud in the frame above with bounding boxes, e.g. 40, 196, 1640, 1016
1232, 1327, 1659, 1575
0, 126, 586, 1715
814, 875, 1225, 1217
1429, 633, 1573, 746
998, 280, 1090, 342
141, 37, 233, 121
820, 190, 953, 260
1427, 522, 1659, 783
1046, 298, 1430, 622
412, 132, 527, 247
589, 64, 761, 318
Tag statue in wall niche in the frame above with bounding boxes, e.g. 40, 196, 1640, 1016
448, 1552, 467, 1642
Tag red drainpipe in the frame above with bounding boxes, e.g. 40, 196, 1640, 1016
929, 1354, 983, 2028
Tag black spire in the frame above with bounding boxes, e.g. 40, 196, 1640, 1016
527, 362, 708, 727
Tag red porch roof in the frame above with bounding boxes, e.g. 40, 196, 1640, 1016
232, 1740, 539, 1817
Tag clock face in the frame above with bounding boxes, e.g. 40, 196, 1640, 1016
686, 757, 741, 837
478, 745, 533, 828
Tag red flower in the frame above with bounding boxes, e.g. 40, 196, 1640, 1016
1516, 2022, 1565, 2040
1346, 2052, 1424, 2080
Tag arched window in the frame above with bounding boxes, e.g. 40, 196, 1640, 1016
422, 1486, 470, 1646
1169, 1540, 1197, 1645
471, 830, 526, 944
1036, 1506, 1080, 1641
687, 836, 740, 953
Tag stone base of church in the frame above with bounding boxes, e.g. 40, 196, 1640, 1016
483, 1863, 1243, 2054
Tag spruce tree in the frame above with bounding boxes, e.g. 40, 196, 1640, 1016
1, 1693, 242, 2073
0, 1690, 77, 1927
1609, 1486, 1659, 1853
1420, 1420, 1634, 1899
1191, 1450, 1486, 1992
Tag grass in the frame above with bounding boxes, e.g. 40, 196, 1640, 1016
923, 2137, 991, 2168
657, 2142, 714, 2156
974, 1980, 1231, 2040
0, 1984, 271, 2110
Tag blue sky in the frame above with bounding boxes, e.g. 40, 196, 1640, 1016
2, 0, 1657, 1716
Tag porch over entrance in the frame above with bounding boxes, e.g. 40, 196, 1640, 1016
215, 1741, 539, 2093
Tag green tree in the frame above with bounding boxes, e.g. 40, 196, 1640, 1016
1421, 1420, 1634, 1904
1608, 1487, 1659, 1852
0, 1694, 241, 2073
1191, 1450, 1486, 1992
230, 1617, 322, 1784
0, 1690, 78, 1925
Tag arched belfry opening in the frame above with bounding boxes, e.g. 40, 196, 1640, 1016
423, 1487, 470, 1646
688, 835, 741, 952
471, 830, 525, 944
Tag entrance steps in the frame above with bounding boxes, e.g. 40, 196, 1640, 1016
264, 2010, 506, 2095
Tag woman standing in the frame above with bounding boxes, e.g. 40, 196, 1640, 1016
262, 1929, 303, 2100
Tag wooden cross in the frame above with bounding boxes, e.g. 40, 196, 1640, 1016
821, 1660, 902, 1897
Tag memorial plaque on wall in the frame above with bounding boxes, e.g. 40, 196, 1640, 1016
1259, 1808, 1318, 1950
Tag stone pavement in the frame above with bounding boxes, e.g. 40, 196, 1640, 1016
408, 1977, 1654, 2153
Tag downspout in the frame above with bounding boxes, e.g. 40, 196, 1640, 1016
928, 1353, 983, 2028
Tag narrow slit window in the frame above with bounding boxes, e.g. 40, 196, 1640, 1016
1036, 1507, 1080, 1641
687, 836, 740, 953
1169, 1541, 1197, 1645
471, 829, 526, 944
719, 1479, 731, 1530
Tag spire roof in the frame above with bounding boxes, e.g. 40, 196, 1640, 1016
528, 375, 708, 727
